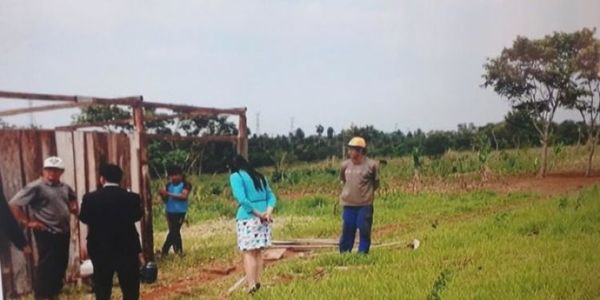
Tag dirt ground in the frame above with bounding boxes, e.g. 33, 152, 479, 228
141, 172, 599, 299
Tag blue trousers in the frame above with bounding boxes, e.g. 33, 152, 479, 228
339, 205, 373, 254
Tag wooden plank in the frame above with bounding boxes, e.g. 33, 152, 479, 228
20, 130, 43, 183
116, 134, 132, 190
0, 102, 92, 118
0, 130, 24, 298
142, 101, 246, 115
0, 90, 142, 105
129, 133, 142, 248
133, 106, 154, 262
55, 131, 80, 282
39, 131, 57, 158
92, 132, 109, 169
238, 113, 248, 158
73, 131, 88, 264
14, 130, 39, 295
85, 133, 99, 193
146, 133, 238, 144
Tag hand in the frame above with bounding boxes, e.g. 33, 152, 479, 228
22, 245, 33, 256
27, 220, 47, 231
159, 188, 168, 197
262, 212, 273, 224
68, 201, 79, 214
80, 244, 89, 260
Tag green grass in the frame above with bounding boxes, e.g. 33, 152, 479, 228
154, 185, 600, 300
140, 145, 600, 299
223, 186, 599, 299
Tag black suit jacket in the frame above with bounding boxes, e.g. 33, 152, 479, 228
79, 186, 142, 261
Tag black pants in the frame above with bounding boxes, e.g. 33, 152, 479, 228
91, 254, 140, 300
33, 230, 70, 299
161, 213, 185, 254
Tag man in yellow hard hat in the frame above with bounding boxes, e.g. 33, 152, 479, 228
339, 137, 379, 254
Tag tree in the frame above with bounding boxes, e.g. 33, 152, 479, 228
503, 109, 538, 148
315, 124, 324, 138
326, 127, 335, 139
572, 28, 600, 176
483, 30, 587, 177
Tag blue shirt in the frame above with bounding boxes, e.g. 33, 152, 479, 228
165, 181, 191, 213
229, 170, 277, 220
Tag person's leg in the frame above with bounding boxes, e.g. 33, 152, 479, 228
242, 251, 257, 288
92, 258, 114, 300
357, 205, 374, 254
255, 249, 263, 286
161, 213, 176, 254
51, 233, 70, 296
339, 206, 358, 253
173, 213, 185, 254
33, 231, 57, 299
116, 254, 140, 300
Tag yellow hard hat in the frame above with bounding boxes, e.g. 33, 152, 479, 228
347, 137, 367, 148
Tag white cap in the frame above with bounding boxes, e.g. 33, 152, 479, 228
43, 156, 65, 170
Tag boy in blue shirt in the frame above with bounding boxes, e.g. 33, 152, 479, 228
159, 166, 192, 256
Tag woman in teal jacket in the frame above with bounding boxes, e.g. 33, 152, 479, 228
228, 155, 276, 294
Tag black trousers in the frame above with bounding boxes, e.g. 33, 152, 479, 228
33, 230, 70, 299
161, 212, 185, 254
91, 254, 140, 300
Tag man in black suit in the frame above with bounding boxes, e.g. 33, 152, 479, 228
79, 164, 142, 300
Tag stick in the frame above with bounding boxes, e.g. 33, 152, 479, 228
226, 276, 246, 296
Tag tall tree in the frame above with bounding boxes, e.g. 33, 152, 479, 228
572, 28, 600, 176
315, 124, 324, 138
483, 30, 586, 177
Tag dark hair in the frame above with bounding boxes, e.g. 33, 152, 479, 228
167, 165, 183, 176
100, 163, 123, 183
228, 155, 267, 191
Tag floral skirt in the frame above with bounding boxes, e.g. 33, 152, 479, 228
236, 217, 272, 251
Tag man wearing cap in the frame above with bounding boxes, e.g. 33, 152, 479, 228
9, 156, 78, 300
339, 137, 379, 254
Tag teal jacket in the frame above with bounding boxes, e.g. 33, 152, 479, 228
229, 170, 277, 220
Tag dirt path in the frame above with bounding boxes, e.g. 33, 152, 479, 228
141, 172, 599, 299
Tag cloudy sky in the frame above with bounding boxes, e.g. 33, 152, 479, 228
1, 0, 599, 135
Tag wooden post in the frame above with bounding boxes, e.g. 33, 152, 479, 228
237, 110, 248, 159
132, 101, 154, 262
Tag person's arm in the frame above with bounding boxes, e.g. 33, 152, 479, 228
230, 173, 263, 218
9, 184, 47, 230
340, 162, 347, 184
68, 186, 78, 215
79, 194, 91, 224
263, 181, 277, 222
167, 182, 191, 201
372, 162, 380, 190
0, 190, 27, 250
132, 193, 142, 222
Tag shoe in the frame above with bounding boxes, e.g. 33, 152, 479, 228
248, 283, 261, 295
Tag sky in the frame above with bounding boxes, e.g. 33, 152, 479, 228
1, 0, 599, 136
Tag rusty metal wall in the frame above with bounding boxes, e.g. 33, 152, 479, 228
0, 129, 134, 299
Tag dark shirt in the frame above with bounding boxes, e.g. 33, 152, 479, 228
79, 185, 142, 261
0, 183, 27, 251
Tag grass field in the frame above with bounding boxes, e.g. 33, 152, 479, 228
61, 146, 599, 299
135, 146, 600, 299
